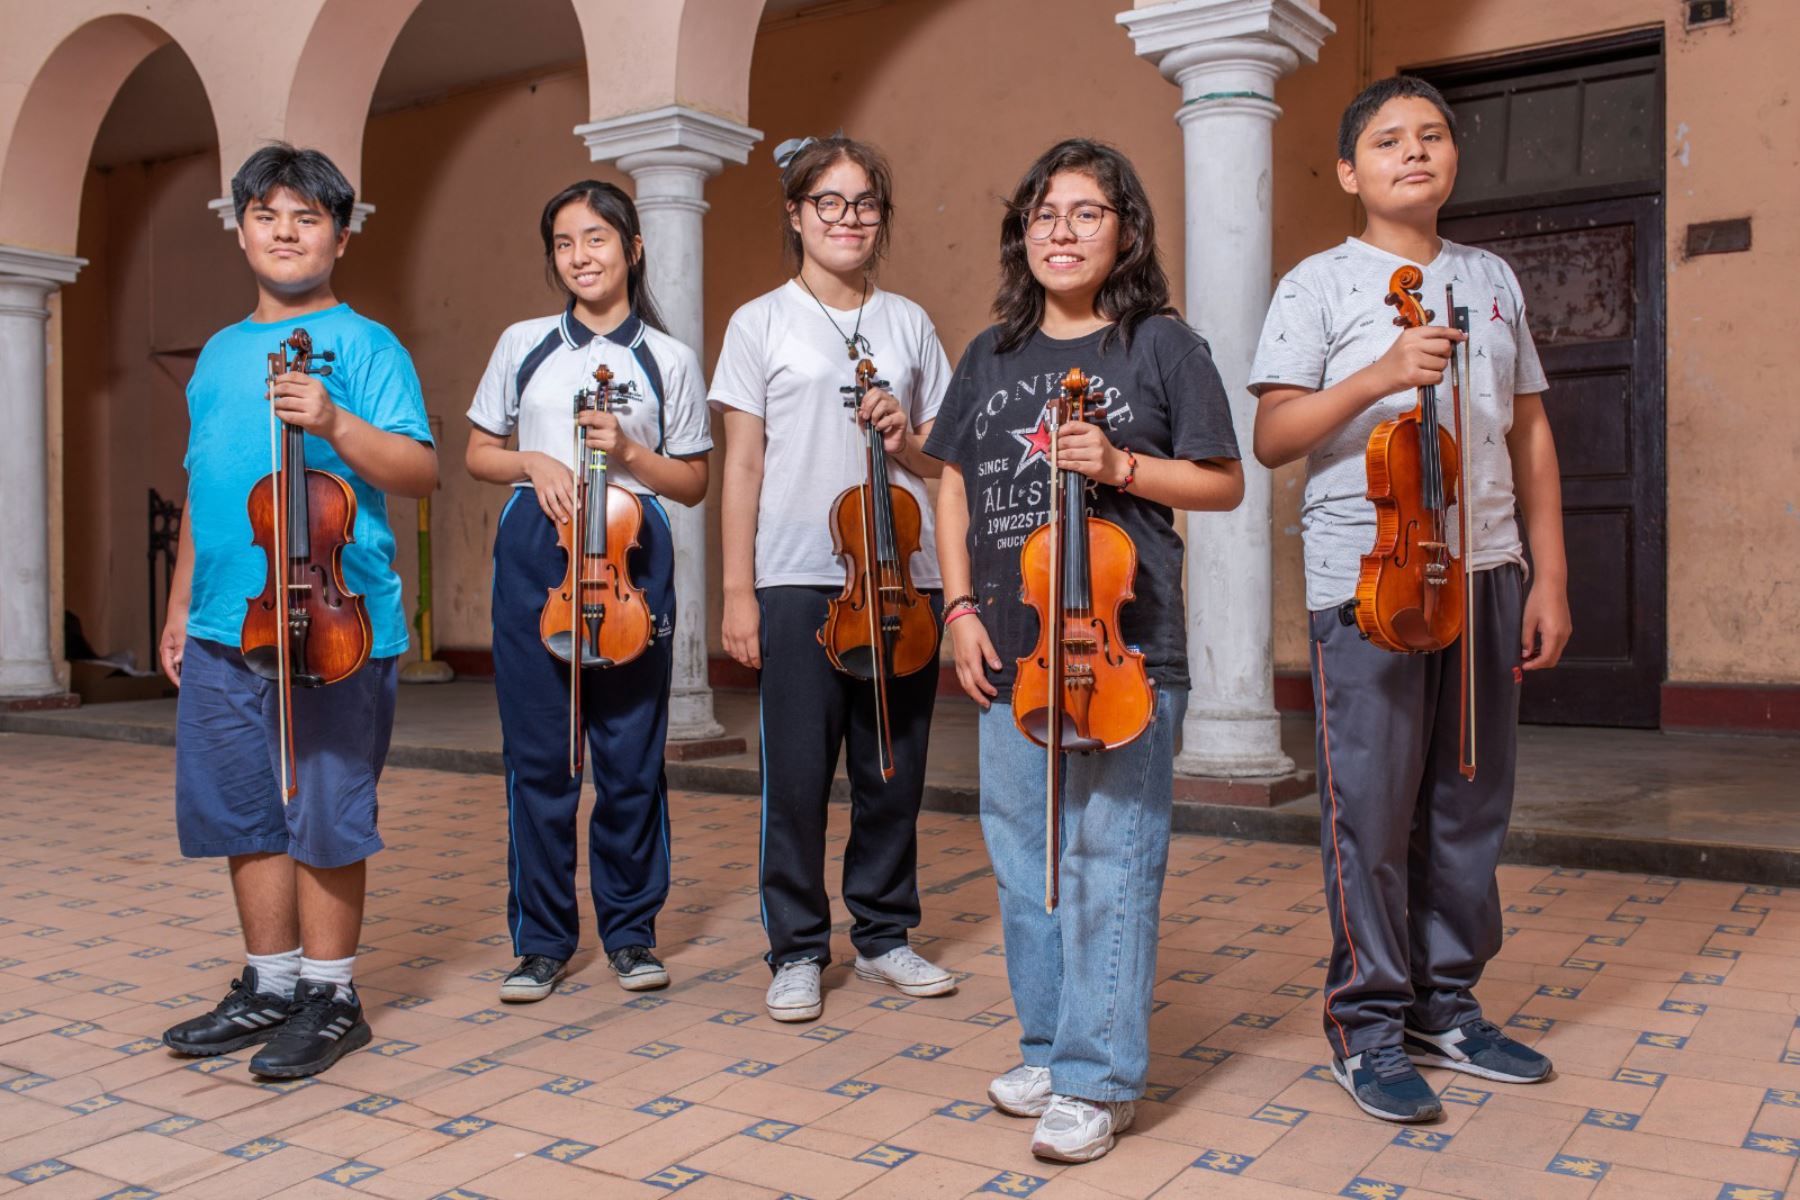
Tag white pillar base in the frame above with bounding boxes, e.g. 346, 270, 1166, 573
579, 107, 761, 746
0, 246, 86, 699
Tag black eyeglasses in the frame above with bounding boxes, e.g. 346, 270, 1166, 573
1020, 204, 1117, 242
806, 192, 885, 226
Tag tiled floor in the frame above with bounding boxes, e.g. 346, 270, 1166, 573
1, 730, 1797, 1200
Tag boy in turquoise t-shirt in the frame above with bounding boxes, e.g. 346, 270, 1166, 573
157, 143, 436, 1078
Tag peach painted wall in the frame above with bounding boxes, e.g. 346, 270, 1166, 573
54, 0, 1800, 690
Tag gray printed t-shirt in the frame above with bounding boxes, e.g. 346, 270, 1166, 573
1249, 237, 1549, 612
923, 317, 1240, 699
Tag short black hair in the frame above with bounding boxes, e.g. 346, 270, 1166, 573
1337, 76, 1457, 163
230, 142, 356, 232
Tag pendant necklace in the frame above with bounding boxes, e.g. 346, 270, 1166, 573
798, 274, 873, 360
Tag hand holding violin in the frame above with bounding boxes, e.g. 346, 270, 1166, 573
1373, 323, 1465, 395
270, 370, 341, 438
855, 385, 908, 455
578, 407, 640, 464
1054, 420, 1129, 487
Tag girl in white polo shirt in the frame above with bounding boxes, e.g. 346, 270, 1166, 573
710, 135, 955, 1021
465, 181, 712, 1003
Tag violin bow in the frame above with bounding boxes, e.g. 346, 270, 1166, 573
266, 340, 298, 803
1043, 376, 1072, 914
1447, 288, 1477, 780
567, 375, 590, 779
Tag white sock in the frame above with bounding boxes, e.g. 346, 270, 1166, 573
300, 955, 356, 1004
246, 948, 301, 999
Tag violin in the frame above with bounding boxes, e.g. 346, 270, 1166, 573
1012, 367, 1153, 911
241, 328, 372, 800
820, 358, 940, 781
1354, 265, 1478, 777
539, 364, 653, 777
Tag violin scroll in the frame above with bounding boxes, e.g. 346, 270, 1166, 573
1383, 264, 1435, 330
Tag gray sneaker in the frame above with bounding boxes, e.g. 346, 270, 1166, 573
988, 1064, 1053, 1117
765, 959, 823, 1022
853, 945, 956, 997
1030, 1094, 1135, 1163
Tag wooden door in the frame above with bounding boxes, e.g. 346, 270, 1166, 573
1441, 200, 1666, 727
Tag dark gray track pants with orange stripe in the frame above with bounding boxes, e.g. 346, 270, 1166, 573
1309, 564, 1524, 1058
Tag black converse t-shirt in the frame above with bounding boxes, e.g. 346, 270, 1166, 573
923, 316, 1240, 699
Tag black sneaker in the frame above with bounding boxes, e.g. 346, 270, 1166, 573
499, 954, 567, 1003
161, 966, 294, 1056
1331, 1045, 1443, 1123
1404, 1017, 1553, 1083
248, 979, 371, 1078
609, 946, 669, 992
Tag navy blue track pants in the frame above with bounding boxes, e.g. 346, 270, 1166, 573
491, 489, 674, 960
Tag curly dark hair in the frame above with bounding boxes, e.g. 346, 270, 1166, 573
991, 139, 1176, 355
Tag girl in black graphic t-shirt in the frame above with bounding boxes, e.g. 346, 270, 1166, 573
922, 140, 1244, 1165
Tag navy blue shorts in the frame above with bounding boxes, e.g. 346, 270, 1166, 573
174, 637, 396, 868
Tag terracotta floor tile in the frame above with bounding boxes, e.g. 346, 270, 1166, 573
4, 735, 1797, 1200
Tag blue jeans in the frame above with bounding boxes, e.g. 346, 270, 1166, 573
979, 685, 1186, 1103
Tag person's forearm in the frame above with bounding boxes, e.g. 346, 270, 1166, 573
1127, 455, 1244, 512
1508, 397, 1566, 586
891, 429, 942, 478
328, 408, 438, 497
465, 438, 531, 486
1253, 365, 1396, 468
168, 503, 195, 613
719, 453, 761, 597
935, 466, 974, 596
620, 445, 708, 507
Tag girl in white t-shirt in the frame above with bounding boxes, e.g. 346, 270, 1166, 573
709, 135, 955, 1022
465, 181, 713, 1004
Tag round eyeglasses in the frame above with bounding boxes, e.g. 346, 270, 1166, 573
1021, 204, 1117, 242
807, 192, 885, 226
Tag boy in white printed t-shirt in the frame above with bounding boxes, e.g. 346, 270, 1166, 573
1250, 76, 1572, 1125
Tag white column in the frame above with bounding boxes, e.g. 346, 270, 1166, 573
208, 198, 376, 232
577, 105, 761, 743
0, 246, 86, 698
1121, 0, 1334, 777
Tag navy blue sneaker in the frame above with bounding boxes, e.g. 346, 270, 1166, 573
1331, 1045, 1443, 1123
1404, 1017, 1552, 1083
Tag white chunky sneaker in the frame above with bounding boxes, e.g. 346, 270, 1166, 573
853, 945, 956, 997
988, 1064, 1054, 1117
765, 959, 823, 1022
1030, 1094, 1135, 1163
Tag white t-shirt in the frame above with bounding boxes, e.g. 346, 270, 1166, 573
467, 307, 712, 495
708, 281, 952, 588
1249, 237, 1549, 611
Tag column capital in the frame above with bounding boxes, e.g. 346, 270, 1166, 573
576, 105, 762, 174
207, 198, 376, 234
1119, 0, 1334, 91
0, 245, 86, 289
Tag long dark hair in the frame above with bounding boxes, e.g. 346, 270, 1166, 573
539, 180, 666, 332
778, 135, 895, 272
992, 139, 1176, 354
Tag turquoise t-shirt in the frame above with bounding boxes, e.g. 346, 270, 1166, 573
184, 303, 431, 659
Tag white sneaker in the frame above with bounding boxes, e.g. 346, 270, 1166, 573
988, 1064, 1053, 1117
765, 960, 823, 1022
1030, 1094, 1135, 1163
853, 946, 956, 997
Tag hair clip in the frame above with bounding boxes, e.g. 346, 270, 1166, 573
773, 136, 817, 171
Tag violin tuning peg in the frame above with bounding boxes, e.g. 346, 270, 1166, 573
318, 350, 336, 362
313, 366, 333, 377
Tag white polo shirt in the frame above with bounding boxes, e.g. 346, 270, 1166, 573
468, 306, 712, 495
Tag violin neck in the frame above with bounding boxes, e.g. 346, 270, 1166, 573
1056, 456, 1091, 615
863, 399, 899, 572
282, 419, 312, 559
581, 428, 609, 559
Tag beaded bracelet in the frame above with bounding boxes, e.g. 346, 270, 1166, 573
945, 593, 978, 612
1117, 448, 1138, 492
